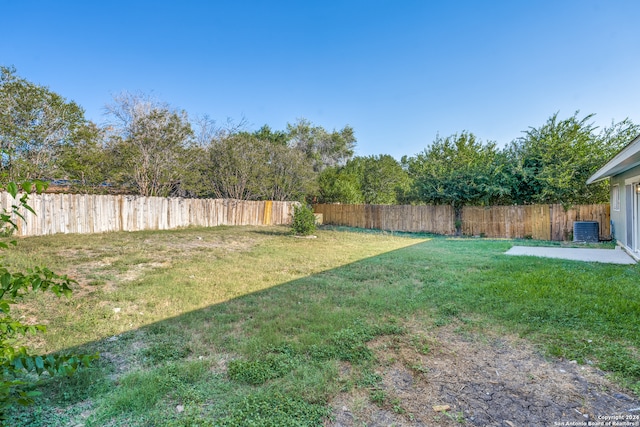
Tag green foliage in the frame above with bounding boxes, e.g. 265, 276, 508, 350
228, 321, 402, 395
6, 66, 639, 206
309, 321, 404, 362
105, 92, 195, 197
142, 339, 191, 365
253, 124, 289, 146
0, 67, 87, 182
404, 131, 510, 209
291, 204, 316, 236
260, 143, 317, 201
355, 371, 382, 388
140, 324, 193, 368
218, 390, 331, 427
369, 389, 386, 405
508, 112, 640, 205
401, 113, 640, 208
103, 360, 211, 417
201, 118, 354, 201
317, 167, 364, 204
317, 155, 410, 204
0, 180, 97, 424
228, 353, 300, 385
55, 122, 112, 192
287, 118, 356, 172
203, 133, 317, 201
355, 155, 410, 204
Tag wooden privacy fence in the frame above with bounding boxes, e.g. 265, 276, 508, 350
314, 204, 456, 235
0, 192, 297, 237
462, 204, 610, 240
314, 203, 610, 241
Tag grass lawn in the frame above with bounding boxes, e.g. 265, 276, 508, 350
5, 225, 640, 426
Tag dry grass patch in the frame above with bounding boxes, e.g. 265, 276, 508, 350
328, 320, 638, 427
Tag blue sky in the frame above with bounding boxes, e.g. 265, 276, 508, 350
2, 0, 639, 159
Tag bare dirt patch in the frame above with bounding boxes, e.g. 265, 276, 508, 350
328, 324, 639, 426
142, 232, 260, 255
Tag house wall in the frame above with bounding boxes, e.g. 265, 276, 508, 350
610, 165, 640, 249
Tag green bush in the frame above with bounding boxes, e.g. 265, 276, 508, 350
291, 204, 316, 236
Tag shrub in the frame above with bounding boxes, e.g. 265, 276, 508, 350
291, 204, 316, 236
0, 181, 97, 425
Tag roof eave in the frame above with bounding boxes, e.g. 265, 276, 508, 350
587, 134, 640, 185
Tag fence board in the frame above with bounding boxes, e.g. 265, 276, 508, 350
9, 196, 607, 241
550, 204, 611, 241
0, 192, 297, 237
314, 204, 456, 235
314, 203, 608, 241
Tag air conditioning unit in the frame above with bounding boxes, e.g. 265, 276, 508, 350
573, 221, 599, 243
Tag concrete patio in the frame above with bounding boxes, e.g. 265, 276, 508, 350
505, 246, 637, 265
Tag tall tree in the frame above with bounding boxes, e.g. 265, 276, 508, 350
105, 92, 194, 197
204, 133, 269, 200
56, 122, 111, 191
404, 132, 510, 231
354, 155, 410, 205
260, 143, 316, 201
317, 166, 364, 204
508, 112, 640, 205
204, 132, 317, 201
287, 118, 356, 172
317, 155, 410, 204
0, 66, 86, 181
253, 124, 289, 146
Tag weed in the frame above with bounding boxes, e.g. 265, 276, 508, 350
369, 389, 386, 405
218, 390, 330, 427
410, 334, 431, 355
308, 320, 403, 363
356, 371, 382, 388
434, 317, 451, 327
228, 353, 300, 385
411, 364, 429, 374
440, 302, 460, 317
142, 340, 191, 365
444, 410, 466, 423
391, 397, 405, 414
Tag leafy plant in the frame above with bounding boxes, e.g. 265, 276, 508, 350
369, 389, 386, 405
0, 180, 97, 424
291, 204, 316, 236
218, 390, 331, 427
228, 353, 300, 385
